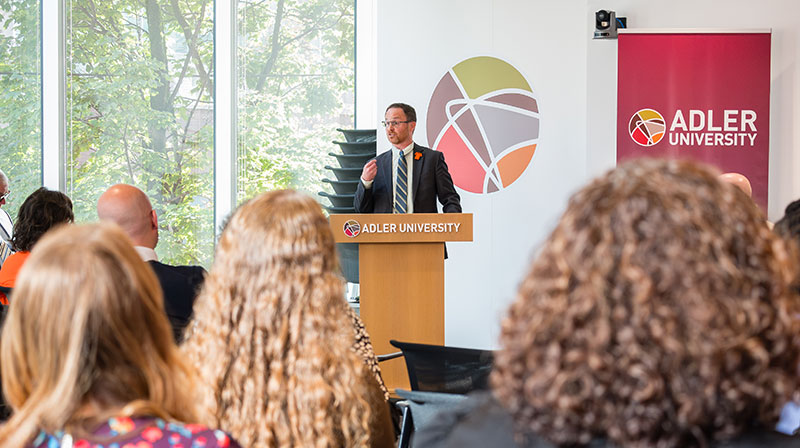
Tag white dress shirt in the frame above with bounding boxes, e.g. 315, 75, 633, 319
361, 142, 415, 213
0, 208, 12, 243
134, 246, 159, 262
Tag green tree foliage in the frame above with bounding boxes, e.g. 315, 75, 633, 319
0, 0, 354, 266
67, 0, 215, 266
237, 0, 354, 203
0, 0, 41, 218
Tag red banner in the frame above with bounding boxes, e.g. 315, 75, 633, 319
617, 32, 771, 209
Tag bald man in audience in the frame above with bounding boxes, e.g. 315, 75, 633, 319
97, 184, 205, 342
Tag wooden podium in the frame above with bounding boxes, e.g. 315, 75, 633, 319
329, 213, 473, 392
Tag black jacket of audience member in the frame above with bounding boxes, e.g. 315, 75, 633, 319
148, 261, 205, 343
414, 391, 800, 448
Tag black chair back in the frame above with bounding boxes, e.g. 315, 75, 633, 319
389, 339, 494, 394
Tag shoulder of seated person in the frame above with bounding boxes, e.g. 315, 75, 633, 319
716, 430, 800, 447
415, 392, 622, 448
148, 261, 206, 278
149, 260, 204, 270
413, 391, 521, 447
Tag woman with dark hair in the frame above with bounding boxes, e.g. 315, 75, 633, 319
417, 158, 800, 447
0, 187, 74, 303
0, 223, 241, 447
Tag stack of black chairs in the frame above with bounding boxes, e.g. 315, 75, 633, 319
320, 128, 377, 284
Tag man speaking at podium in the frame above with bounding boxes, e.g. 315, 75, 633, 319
354, 103, 462, 214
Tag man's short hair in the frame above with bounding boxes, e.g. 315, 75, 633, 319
385, 103, 416, 122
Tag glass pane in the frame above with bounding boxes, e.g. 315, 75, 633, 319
67, 1, 214, 266
0, 0, 41, 218
237, 0, 355, 203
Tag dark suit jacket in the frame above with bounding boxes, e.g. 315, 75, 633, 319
354, 144, 461, 214
148, 261, 206, 343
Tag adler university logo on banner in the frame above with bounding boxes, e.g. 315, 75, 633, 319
617, 32, 771, 210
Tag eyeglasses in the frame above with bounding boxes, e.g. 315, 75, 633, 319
0, 191, 9, 201
381, 120, 412, 128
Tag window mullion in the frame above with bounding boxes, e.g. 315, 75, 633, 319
41, 0, 65, 191
214, 1, 236, 236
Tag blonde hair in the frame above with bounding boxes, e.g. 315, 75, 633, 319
182, 190, 374, 447
0, 223, 198, 447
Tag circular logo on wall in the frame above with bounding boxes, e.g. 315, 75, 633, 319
343, 220, 361, 238
426, 56, 540, 194
629, 109, 665, 147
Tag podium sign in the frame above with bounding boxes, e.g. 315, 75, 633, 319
330, 213, 473, 392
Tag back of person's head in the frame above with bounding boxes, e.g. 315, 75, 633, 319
12, 187, 74, 252
182, 190, 373, 447
0, 223, 197, 447
775, 199, 800, 242
491, 158, 800, 447
96, 184, 158, 248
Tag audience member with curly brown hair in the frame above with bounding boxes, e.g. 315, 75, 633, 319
181, 190, 394, 447
417, 158, 800, 447
0, 187, 74, 304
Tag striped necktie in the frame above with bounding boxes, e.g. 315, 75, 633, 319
394, 150, 408, 214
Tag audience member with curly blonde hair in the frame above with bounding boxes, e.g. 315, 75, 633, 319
182, 190, 394, 447
417, 158, 800, 447
0, 223, 240, 448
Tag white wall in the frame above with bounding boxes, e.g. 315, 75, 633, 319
374, 0, 800, 349
377, 1, 588, 349
587, 0, 800, 220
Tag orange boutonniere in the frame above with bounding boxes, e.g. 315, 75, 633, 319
414, 151, 422, 160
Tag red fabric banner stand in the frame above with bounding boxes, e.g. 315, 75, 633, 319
617, 32, 771, 210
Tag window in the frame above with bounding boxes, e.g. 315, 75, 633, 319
0, 0, 41, 218
32, 0, 358, 264
66, 1, 214, 265
236, 0, 355, 203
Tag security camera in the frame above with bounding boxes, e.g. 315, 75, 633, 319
594, 10, 623, 39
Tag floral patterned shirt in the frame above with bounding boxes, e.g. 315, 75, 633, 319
28, 416, 241, 448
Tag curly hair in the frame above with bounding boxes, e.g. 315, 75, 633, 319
0, 223, 198, 447
12, 187, 74, 252
491, 158, 800, 447
182, 190, 378, 447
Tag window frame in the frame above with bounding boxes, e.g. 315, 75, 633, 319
41, 0, 370, 241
